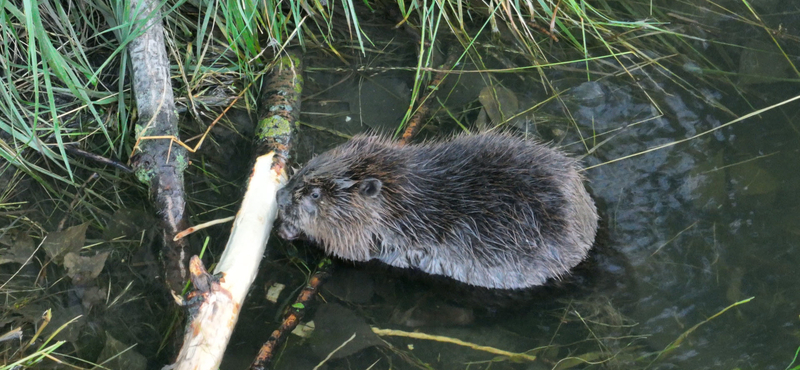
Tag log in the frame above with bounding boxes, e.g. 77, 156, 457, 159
126, 0, 190, 292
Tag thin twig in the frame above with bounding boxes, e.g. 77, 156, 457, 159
64, 146, 133, 173
250, 261, 332, 370
372, 327, 537, 362
400, 47, 460, 144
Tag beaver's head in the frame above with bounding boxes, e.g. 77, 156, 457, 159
276, 136, 396, 261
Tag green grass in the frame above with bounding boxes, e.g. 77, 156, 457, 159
0, 0, 782, 190
0, 341, 66, 370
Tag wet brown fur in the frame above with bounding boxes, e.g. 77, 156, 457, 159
276, 132, 598, 290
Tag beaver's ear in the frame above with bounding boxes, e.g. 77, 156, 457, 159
333, 178, 356, 189
359, 178, 382, 197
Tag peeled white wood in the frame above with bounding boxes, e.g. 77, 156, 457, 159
171, 153, 286, 370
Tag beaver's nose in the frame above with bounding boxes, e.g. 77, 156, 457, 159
277, 188, 291, 210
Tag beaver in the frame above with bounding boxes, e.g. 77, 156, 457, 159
276, 132, 598, 290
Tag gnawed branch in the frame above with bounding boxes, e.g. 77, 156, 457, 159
248, 49, 311, 370
170, 152, 286, 370
170, 50, 303, 369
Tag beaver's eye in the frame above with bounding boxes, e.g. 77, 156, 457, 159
310, 188, 322, 200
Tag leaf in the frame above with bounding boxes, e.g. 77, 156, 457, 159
63, 251, 110, 285
310, 304, 384, 359
478, 85, 519, 126
0, 231, 36, 265
42, 223, 89, 263
103, 208, 155, 240
729, 161, 777, 196
97, 332, 147, 370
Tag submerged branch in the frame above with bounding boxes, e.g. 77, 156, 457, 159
401, 47, 460, 144
251, 261, 331, 370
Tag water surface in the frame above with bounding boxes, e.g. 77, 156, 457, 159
227, 2, 800, 369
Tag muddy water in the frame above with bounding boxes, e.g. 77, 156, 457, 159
223, 3, 800, 370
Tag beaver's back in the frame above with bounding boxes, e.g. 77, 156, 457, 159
368, 132, 597, 289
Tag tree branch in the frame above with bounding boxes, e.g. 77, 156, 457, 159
169, 50, 303, 369
127, 0, 190, 292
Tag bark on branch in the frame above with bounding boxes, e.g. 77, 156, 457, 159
127, 0, 190, 292
250, 261, 331, 370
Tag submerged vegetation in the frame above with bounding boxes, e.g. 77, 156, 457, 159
1, 0, 799, 368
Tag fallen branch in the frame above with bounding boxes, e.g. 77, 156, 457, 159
170, 152, 286, 369
245, 49, 319, 370
126, 0, 189, 292
169, 50, 302, 369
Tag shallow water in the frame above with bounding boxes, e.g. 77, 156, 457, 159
227, 3, 800, 369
